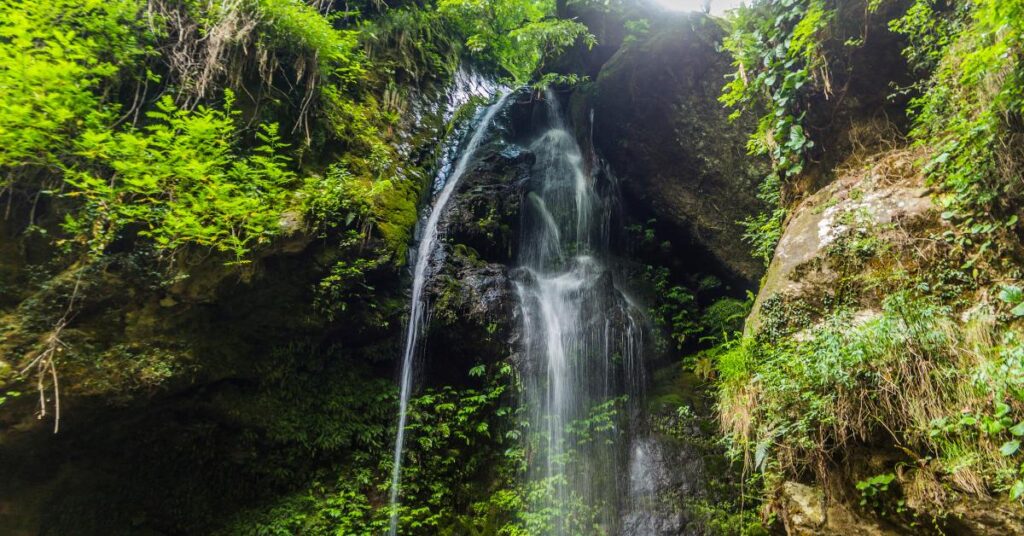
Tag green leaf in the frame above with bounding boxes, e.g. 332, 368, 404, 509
1000, 440, 1020, 457
997, 402, 1012, 418
1012, 303, 1024, 318
1011, 480, 1024, 501
1001, 285, 1024, 304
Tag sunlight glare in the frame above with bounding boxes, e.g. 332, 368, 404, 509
649, 0, 743, 16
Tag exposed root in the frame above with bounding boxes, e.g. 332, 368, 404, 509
145, 0, 327, 144
18, 270, 81, 434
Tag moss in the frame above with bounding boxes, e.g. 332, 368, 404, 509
755, 294, 814, 343
451, 243, 486, 268
430, 274, 469, 326
648, 362, 706, 413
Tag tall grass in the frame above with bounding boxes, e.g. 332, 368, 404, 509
718, 292, 1023, 504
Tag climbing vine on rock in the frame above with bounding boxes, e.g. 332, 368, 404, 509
720, 0, 835, 263
893, 0, 1024, 265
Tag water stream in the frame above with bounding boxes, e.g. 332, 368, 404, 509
388, 91, 512, 536
514, 92, 645, 535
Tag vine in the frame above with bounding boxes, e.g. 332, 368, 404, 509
720, 0, 834, 263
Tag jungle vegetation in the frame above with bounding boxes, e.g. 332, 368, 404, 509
1, 0, 1023, 534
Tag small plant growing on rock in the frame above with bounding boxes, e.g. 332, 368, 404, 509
856, 472, 905, 516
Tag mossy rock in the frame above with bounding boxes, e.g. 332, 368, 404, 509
745, 149, 938, 337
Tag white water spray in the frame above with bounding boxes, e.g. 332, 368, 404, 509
515, 91, 645, 535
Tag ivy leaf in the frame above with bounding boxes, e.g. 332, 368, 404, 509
1012, 422, 1024, 437
996, 402, 1012, 418
1000, 440, 1020, 457
754, 441, 769, 471
1001, 285, 1024, 304
1011, 480, 1024, 501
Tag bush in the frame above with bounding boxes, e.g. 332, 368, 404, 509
893, 0, 1024, 253
65, 92, 295, 260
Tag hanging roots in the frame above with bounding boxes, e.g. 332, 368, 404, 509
18, 273, 81, 434
146, 0, 325, 143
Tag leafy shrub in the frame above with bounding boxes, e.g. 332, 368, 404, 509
65, 92, 295, 260
0, 0, 148, 186
719, 0, 833, 263
718, 290, 1024, 505
892, 0, 1024, 254
437, 0, 594, 82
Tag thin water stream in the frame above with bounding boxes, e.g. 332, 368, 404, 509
388, 92, 512, 536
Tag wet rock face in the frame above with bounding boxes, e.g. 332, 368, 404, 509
420, 96, 544, 380
437, 144, 534, 265
622, 435, 706, 536
584, 14, 769, 284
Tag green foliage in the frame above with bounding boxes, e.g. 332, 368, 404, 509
700, 296, 751, 342
437, 0, 595, 83
1, 0, 599, 270
314, 255, 384, 320
643, 264, 700, 351
892, 0, 1024, 254
887, 0, 966, 76
1000, 284, 1024, 318
719, 288, 1024, 505
257, 0, 366, 86
742, 174, 787, 264
0, 389, 20, 407
301, 165, 364, 234
0, 0, 609, 532
720, 0, 833, 263
300, 160, 418, 258
0, 0, 149, 184
213, 346, 398, 535
622, 18, 650, 45
65, 92, 295, 260
224, 362, 524, 535
856, 472, 899, 513
361, 6, 462, 83
394, 376, 513, 531
515, 395, 628, 534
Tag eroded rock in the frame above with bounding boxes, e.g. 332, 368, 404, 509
780, 482, 896, 536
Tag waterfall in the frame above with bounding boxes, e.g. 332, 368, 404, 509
514, 91, 645, 535
388, 91, 512, 536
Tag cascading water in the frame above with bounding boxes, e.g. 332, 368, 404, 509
514, 91, 645, 535
388, 91, 512, 536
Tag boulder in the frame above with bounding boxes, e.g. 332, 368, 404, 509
584, 14, 769, 284
745, 149, 936, 337
779, 482, 897, 536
